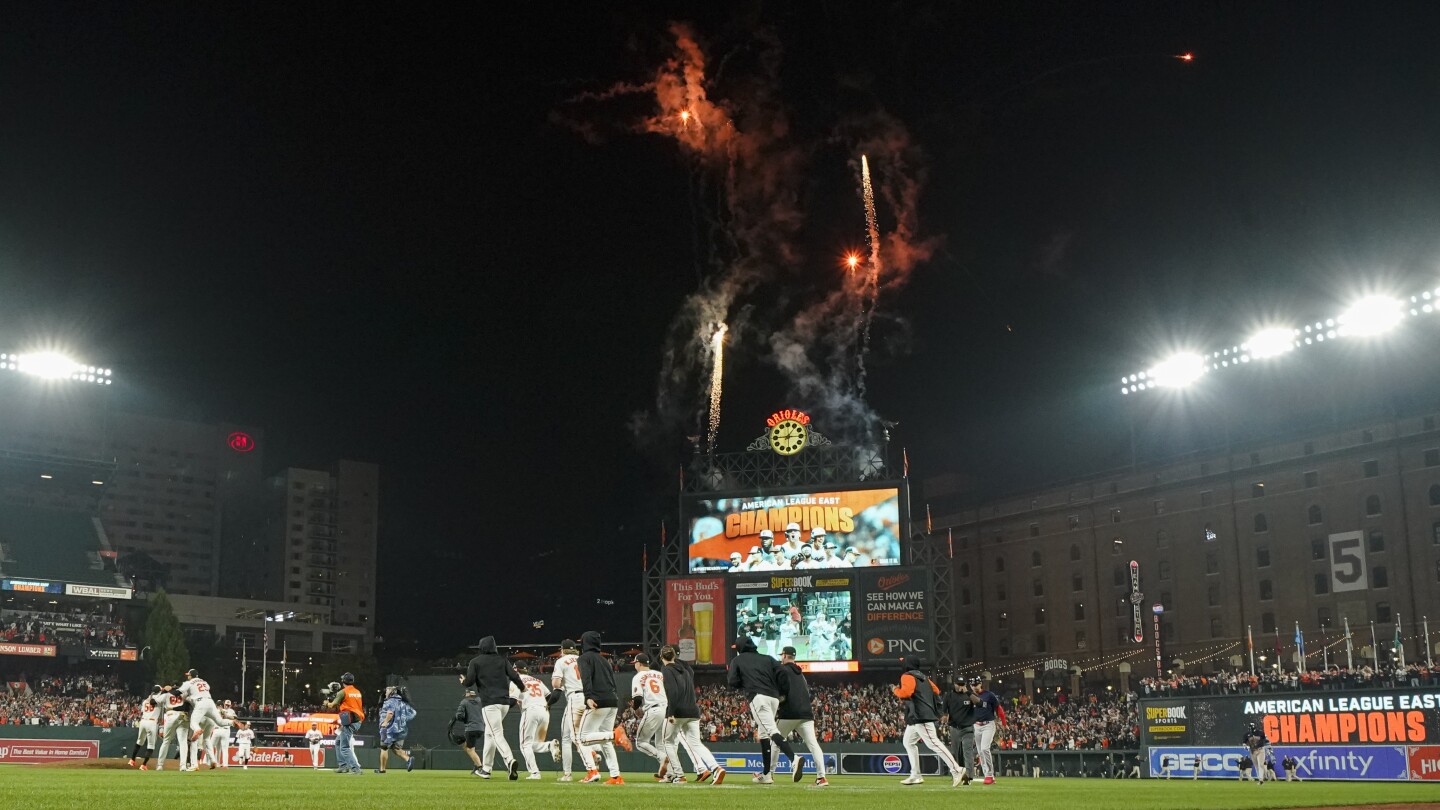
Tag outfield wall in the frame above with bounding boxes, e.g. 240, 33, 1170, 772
1140, 688, 1440, 781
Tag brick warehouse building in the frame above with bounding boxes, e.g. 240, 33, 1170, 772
933, 408, 1440, 678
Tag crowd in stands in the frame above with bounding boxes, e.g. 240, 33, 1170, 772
671, 683, 1139, 748
1139, 663, 1437, 695
0, 673, 139, 727
1, 608, 130, 648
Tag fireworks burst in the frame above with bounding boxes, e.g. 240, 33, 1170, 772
857, 154, 883, 394
705, 322, 727, 453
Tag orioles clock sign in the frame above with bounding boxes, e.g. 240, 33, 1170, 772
765, 409, 810, 456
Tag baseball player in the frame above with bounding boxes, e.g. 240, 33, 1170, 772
551, 639, 583, 781
630, 654, 670, 780
208, 699, 237, 768
942, 676, 977, 786
1281, 754, 1302, 782
235, 722, 255, 768
178, 669, 227, 746
1237, 753, 1254, 782
128, 686, 162, 769
777, 646, 829, 786
728, 551, 746, 571
154, 686, 193, 771
658, 645, 724, 784
1243, 724, 1273, 784
575, 630, 623, 784
513, 666, 554, 779
968, 676, 1005, 784
727, 635, 797, 783
893, 657, 965, 787
305, 723, 325, 769
779, 523, 805, 555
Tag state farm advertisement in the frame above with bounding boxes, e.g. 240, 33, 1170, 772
854, 567, 931, 664
0, 740, 98, 763
0, 642, 56, 658
665, 577, 726, 666
228, 747, 321, 767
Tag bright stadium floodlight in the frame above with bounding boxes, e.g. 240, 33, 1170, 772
1150, 353, 1207, 388
1338, 295, 1403, 337
0, 350, 113, 385
1244, 327, 1298, 360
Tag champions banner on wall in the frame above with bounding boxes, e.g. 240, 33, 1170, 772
664, 577, 726, 666
854, 567, 932, 664
686, 485, 903, 573
1142, 690, 1440, 780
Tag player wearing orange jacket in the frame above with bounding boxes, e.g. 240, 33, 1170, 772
892, 657, 965, 787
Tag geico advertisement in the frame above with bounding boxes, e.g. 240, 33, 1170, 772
686, 487, 901, 572
1143, 690, 1440, 748
854, 568, 932, 663
1149, 745, 1410, 781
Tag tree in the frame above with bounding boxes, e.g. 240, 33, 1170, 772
143, 589, 190, 683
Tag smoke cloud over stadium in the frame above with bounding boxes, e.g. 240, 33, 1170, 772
555, 22, 939, 455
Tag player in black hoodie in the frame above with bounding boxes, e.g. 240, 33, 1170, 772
575, 630, 624, 784
659, 645, 724, 784
459, 635, 525, 780
776, 646, 829, 786
726, 635, 798, 783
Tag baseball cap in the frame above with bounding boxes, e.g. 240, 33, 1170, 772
560, 638, 578, 652
784, 522, 801, 532
729, 551, 743, 560
759, 529, 774, 540
780, 646, 797, 657
634, 653, 652, 665
844, 547, 859, 555
810, 527, 827, 538
825, 541, 838, 550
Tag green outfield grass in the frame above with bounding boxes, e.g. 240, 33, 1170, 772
2, 764, 1436, 810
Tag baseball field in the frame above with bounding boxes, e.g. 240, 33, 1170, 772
4, 763, 1437, 810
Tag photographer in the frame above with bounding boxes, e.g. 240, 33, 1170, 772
324, 673, 364, 775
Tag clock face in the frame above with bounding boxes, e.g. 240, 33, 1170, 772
769, 419, 808, 456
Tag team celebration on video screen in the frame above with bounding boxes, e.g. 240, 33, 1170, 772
733, 588, 853, 662
686, 486, 902, 574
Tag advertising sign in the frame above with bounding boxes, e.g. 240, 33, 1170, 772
225, 746, 320, 768
854, 568, 932, 664
1, 579, 62, 594
1143, 701, 1191, 743
712, 750, 837, 775
686, 486, 902, 573
1409, 745, 1440, 780
664, 577, 726, 666
85, 648, 138, 661
1150, 745, 1409, 780
731, 572, 854, 665
839, 752, 947, 775
0, 740, 98, 763
65, 584, 133, 600
0, 642, 57, 658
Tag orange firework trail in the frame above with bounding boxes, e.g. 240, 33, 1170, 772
705, 323, 727, 453
858, 154, 882, 394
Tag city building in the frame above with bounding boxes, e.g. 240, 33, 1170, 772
220, 463, 378, 643
0, 374, 264, 596
932, 408, 1440, 675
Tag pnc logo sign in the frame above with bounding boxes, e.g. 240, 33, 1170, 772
870, 637, 927, 655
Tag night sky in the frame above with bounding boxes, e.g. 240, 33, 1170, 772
3, 2, 1439, 655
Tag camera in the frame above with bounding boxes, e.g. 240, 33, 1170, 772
320, 681, 341, 699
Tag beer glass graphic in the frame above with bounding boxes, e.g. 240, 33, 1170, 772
692, 601, 715, 664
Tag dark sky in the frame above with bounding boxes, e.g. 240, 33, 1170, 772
3, 2, 1439, 655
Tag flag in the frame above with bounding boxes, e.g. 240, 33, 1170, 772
1246, 626, 1253, 651
947, 527, 954, 559
1294, 622, 1305, 665
926, 503, 933, 533
902, 448, 910, 478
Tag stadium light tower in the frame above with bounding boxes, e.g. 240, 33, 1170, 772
1117, 284, 1440, 395
0, 351, 113, 385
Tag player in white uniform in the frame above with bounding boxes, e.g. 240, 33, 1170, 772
511, 667, 555, 779
305, 724, 325, 769
208, 700, 238, 768
235, 723, 255, 768
129, 686, 162, 769
178, 669, 228, 746
155, 688, 193, 770
550, 639, 583, 781
630, 654, 670, 779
